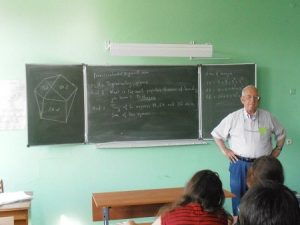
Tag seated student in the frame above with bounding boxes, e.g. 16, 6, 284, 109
231, 156, 284, 225
237, 182, 300, 225
246, 155, 284, 188
246, 156, 300, 207
119, 170, 233, 225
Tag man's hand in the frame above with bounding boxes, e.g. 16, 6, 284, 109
213, 137, 238, 163
271, 148, 281, 158
222, 148, 238, 163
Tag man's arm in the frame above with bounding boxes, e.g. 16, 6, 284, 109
271, 137, 286, 158
213, 137, 238, 162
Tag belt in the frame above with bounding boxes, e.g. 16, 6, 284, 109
235, 155, 256, 162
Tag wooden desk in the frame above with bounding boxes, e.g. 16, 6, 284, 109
92, 187, 234, 225
0, 200, 31, 225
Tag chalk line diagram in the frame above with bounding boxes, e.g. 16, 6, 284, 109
34, 74, 78, 123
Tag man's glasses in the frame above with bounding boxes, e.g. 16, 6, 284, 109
243, 95, 260, 101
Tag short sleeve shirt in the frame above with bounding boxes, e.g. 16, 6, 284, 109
211, 108, 285, 158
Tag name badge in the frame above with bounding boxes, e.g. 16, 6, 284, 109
259, 127, 267, 135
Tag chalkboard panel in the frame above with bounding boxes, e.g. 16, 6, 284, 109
86, 65, 199, 143
201, 64, 256, 139
26, 64, 85, 145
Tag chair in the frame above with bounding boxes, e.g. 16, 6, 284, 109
0, 180, 3, 193
296, 193, 300, 207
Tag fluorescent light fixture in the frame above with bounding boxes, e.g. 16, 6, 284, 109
107, 42, 213, 58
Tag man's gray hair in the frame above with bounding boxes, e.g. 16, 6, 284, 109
241, 85, 257, 96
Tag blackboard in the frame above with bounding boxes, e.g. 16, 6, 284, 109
86, 65, 199, 143
200, 64, 256, 139
26, 64, 85, 145
25, 63, 256, 146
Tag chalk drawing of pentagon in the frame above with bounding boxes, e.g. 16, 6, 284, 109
34, 74, 78, 123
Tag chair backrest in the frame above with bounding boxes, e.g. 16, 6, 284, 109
296, 193, 300, 207
0, 180, 3, 193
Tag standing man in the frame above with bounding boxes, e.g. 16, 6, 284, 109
211, 85, 286, 216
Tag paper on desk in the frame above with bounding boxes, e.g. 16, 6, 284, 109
0, 191, 32, 205
0, 216, 14, 225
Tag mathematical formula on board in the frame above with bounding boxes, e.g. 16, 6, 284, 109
88, 72, 197, 120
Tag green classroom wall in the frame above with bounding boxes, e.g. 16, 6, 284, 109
0, 1, 299, 224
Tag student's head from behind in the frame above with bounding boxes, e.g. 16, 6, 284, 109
183, 169, 225, 212
238, 182, 300, 225
247, 156, 284, 188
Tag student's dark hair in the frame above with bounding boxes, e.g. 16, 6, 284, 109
159, 170, 225, 215
238, 182, 300, 225
247, 156, 284, 188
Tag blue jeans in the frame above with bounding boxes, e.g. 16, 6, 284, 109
229, 160, 253, 215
